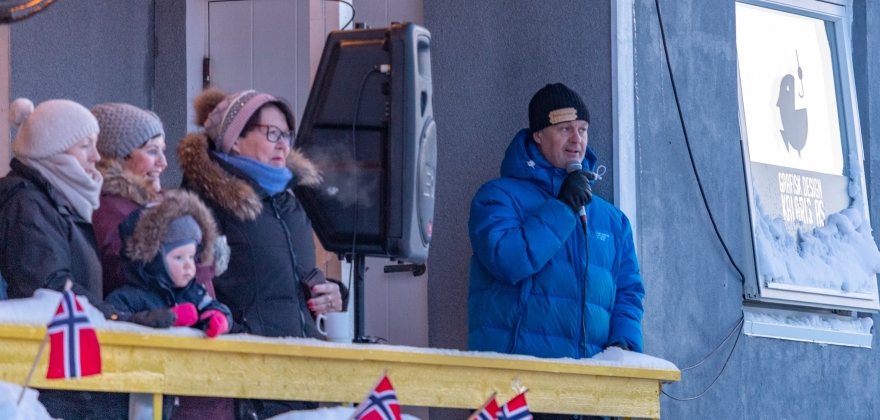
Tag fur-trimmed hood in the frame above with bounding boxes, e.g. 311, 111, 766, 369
177, 132, 322, 221
124, 189, 218, 265
98, 158, 159, 206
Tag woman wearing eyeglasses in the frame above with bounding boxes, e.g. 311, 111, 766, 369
179, 88, 346, 419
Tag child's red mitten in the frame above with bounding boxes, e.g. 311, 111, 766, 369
199, 310, 229, 338
171, 303, 198, 327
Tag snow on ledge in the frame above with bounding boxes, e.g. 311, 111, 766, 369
0, 380, 56, 420
744, 310, 873, 334
755, 203, 880, 294
0, 290, 678, 372
744, 309, 874, 347
267, 407, 422, 420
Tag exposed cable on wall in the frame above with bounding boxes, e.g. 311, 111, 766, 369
677, 317, 744, 373
662, 318, 744, 401
652, 0, 746, 285
324, 0, 356, 30
652, 0, 746, 402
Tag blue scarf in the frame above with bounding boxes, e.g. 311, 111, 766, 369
215, 153, 293, 195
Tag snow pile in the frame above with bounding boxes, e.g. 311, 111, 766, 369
0, 381, 56, 420
267, 406, 422, 420
745, 311, 873, 334
755, 200, 880, 293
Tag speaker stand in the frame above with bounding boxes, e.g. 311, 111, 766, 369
352, 253, 368, 342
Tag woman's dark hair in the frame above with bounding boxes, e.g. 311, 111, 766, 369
239, 101, 296, 138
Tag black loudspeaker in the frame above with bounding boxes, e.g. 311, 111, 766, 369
295, 22, 436, 264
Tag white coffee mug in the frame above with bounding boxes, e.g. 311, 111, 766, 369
316, 312, 353, 343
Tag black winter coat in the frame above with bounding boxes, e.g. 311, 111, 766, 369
0, 159, 104, 306
178, 133, 329, 338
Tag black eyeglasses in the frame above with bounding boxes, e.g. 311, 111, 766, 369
251, 124, 294, 144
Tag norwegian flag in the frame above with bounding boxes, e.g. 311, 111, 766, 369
498, 393, 532, 420
468, 394, 499, 420
46, 289, 101, 379
351, 374, 402, 420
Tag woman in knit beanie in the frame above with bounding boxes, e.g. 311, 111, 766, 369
0, 97, 104, 301
0, 98, 128, 419
91, 103, 231, 420
90, 103, 166, 296
179, 88, 346, 419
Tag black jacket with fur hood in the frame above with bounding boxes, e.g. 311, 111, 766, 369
179, 132, 325, 338
105, 190, 232, 332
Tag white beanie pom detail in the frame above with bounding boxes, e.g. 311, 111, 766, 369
9, 98, 33, 128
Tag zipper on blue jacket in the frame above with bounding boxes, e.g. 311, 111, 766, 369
572, 222, 586, 359
270, 196, 307, 337
582, 222, 589, 358
571, 218, 589, 358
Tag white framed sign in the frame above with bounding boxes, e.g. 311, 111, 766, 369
736, 0, 880, 311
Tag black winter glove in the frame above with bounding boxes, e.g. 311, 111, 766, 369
557, 170, 594, 213
128, 309, 177, 329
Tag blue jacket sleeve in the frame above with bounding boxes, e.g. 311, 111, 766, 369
469, 182, 577, 283
607, 213, 645, 352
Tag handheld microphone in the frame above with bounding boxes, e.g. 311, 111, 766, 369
566, 161, 588, 229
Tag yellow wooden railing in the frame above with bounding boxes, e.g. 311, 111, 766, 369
0, 325, 679, 419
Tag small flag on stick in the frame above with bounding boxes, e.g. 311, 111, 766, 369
498, 392, 532, 420
18, 282, 102, 406
46, 288, 102, 379
468, 393, 499, 420
351, 372, 402, 420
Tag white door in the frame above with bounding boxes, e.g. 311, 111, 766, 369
207, 0, 310, 129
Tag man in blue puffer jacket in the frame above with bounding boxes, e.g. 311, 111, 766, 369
468, 83, 645, 360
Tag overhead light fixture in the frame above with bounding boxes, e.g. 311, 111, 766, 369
0, 0, 55, 24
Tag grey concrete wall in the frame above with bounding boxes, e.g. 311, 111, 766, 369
10, 0, 154, 109
154, 0, 188, 186
854, 0, 880, 236
635, 0, 880, 418
9, 0, 190, 187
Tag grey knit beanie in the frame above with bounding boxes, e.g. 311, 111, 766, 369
161, 215, 203, 253
91, 103, 164, 159
9, 98, 100, 159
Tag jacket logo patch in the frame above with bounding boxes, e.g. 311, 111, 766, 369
548, 107, 578, 125
595, 232, 610, 241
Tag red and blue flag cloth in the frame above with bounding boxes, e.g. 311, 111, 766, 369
498, 393, 532, 420
46, 289, 101, 379
468, 395, 500, 420
352, 374, 402, 420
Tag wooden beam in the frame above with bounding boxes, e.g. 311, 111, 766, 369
0, 325, 678, 418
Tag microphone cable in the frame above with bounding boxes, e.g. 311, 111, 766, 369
324, 0, 355, 30
653, 0, 747, 402
347, 66, 382, 293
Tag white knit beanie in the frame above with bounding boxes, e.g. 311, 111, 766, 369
9, 98, 100, 159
